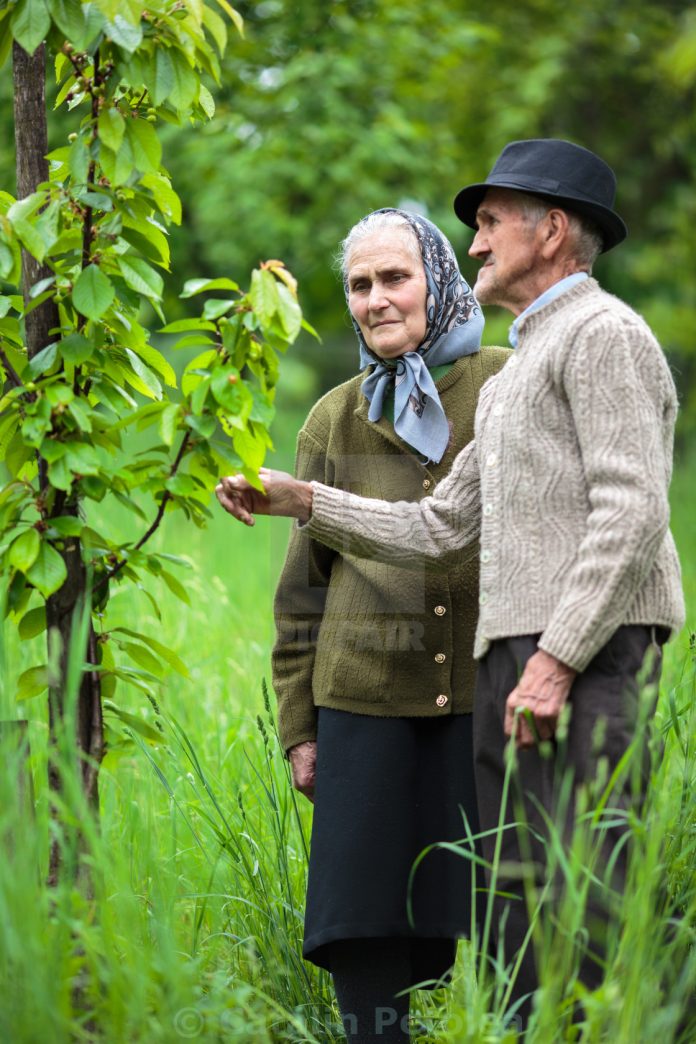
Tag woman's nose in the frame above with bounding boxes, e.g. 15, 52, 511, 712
368, 283, 389, 309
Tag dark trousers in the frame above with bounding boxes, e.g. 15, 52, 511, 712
473, 625, 663, 1022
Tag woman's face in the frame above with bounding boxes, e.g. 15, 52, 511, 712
347, 230, 427, 359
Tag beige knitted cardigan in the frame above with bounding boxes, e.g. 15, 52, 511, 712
307, 279, 685, 672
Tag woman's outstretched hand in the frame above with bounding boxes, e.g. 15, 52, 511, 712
215, 467, 314, 526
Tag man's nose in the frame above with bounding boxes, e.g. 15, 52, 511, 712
468, 230, 486, 258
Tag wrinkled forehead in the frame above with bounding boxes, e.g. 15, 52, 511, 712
345, 228, 423, 276
475, 186, 530, 220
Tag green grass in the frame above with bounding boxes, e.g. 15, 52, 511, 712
0, 436, 694, 1042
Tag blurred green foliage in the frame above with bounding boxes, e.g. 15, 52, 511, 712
1, 0, 694, 436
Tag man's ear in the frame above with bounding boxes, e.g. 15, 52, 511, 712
540, 208, 570, 258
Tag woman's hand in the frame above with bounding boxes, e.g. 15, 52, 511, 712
288, 740, 317, 802
215, 467, 314, 526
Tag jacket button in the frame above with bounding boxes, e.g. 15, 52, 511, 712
434, 605, 446, 616
434, 652, 446, 664
422, 477, 432, 490
436, 694, 448, 707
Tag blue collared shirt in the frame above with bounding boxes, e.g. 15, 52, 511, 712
508, 272, 589, 348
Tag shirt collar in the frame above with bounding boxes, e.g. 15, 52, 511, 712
508, 272, 589, 348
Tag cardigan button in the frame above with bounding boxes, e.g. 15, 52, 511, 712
434, 605, 446, 616
422, 477, 432, 491
436, 694, 448, 707
434, 652, 446, 664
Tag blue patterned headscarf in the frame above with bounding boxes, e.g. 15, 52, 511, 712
347, 208, 484, 463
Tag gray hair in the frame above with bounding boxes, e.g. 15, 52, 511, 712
337, 211, 422, 282
512, 191, 604, 270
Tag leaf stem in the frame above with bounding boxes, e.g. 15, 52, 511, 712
97, 429, 192, 591
0, 346, 23, 388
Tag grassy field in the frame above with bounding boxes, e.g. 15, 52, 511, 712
0, 419, 694, 1042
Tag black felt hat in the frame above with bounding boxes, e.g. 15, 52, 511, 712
453, 139, 627, 252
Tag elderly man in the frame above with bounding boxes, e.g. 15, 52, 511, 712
216, 140, 685, 1020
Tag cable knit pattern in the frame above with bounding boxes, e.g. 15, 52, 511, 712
307, 279, 685, 672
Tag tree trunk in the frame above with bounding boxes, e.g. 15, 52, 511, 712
13, 41, 103, 888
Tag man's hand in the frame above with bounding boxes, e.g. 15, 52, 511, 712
215, 467, 313, 526
504, 649, 577, 750
288, 740, 317, 802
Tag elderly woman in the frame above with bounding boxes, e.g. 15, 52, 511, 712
222, 209, 509, 1043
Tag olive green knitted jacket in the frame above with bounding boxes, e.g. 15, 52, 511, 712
271, 347, 511, 752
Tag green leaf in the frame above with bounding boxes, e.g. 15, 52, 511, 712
47, 455, 72, 491
202, 298, 236, 320
121, 641, 164, 677
8, 529, 40, 573
180, 277, 239, 298
168, 48, 198, 110
159, 318, 217, 334
99, 137, 134, 186
160, 568, 190, 604
68, 135, 91, 186
17, 664, 48, 701
124, 348, 162, 400
141, 173, 182, 225
185, 412, 216, 439
197, 83, 215, 119
58, 333, 94, 365
28, 342, 58, 377
48, 0, 88, 46
158, 402, 179, 446
113, 627, 189, 677
11, 0, 51, 55
39, 438, 67, 463
126, 119, 162, 174
202, 4, 227, 54
11, 217, 46, 262
213, 0, 244, 37
276, 282, 302, 340
121, 220, 170, 269
118, 255, 164, 300
0, 239, 15, 279
72, 265, 115, 321
98, 106, 125, 152
249, 268, 280, 326
152, 46, 175, 106
26, 541, 67, 598
67, 398, 93, 432
49, 516, 83, 536
18, 605, 47, 640
190, 374, 210, 415
104, 13, 143, 52
232, 424, 266, 472
65, 441, 100, 474
104, 700, 162, 742
211, 366, 252, 417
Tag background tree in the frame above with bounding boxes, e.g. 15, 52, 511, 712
0, 0, 307, 882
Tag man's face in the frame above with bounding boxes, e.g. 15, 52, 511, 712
468, 188, 543, 314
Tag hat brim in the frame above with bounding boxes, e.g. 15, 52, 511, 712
453, 181, 627, 253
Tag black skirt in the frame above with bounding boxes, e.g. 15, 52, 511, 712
303, 708, 482, 984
